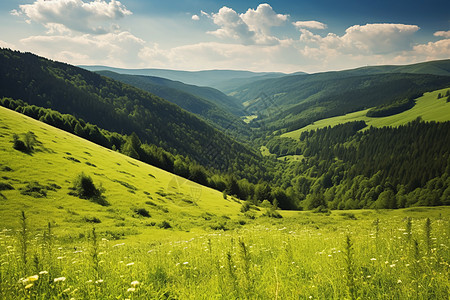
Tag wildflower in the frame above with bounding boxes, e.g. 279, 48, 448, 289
86, 280, 93, 283
126, 262, 134, 267
370, 258, 376, 261
25, 283, 33, 289
131, 280, 139, 287
183, 261, 189, 265
397, 279, 402, 284
54, 277, 66, 282
95, 279, 104, 284
39, 270, 48, 275
127, 287, 136, 292
390, 264, 396, 268
27, 275, 39, 282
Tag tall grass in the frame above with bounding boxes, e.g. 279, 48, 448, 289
0, 211, 448, 299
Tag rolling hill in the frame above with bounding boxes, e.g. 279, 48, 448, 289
230, 70, 450, 132
95, 71, 249, 136
282, 87, 450, 139
0, 105, 247, 239
0, 48, 257, 171
80, 65, 289, 91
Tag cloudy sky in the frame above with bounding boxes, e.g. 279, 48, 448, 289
0, 0, 449, 73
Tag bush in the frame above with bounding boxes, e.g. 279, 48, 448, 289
84, 216, 101, 223
70, 173, 109, 206
135, 208, 151, 218
12, 132, 37, 153
240, 201, 251, 213
261, 208, 282, 218
12, 134, 27, 152
158, 220, 172, 229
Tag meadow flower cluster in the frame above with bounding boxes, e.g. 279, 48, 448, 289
0, 211, 448, 299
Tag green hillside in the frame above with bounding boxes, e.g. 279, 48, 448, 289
96, 71, 248, 136
0, 106, 248, 240
282, 87, 450, 139
81, 65, 287, 91
229, 61, 450, 132
0, 49, 257, 171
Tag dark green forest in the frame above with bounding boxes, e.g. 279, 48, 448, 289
1, 48, 449, 210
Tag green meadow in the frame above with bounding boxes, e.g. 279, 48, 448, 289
0, 106, 449, 299
282, 88, 450, 139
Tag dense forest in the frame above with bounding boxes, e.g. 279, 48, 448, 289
266, 120, 450, 209
0, 48, 449, 210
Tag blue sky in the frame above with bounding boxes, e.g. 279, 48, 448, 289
0, 0, 449, 73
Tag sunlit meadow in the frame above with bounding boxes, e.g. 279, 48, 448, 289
1, 208, 448, 299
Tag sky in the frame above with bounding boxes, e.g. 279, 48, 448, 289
0, 0, 449, 73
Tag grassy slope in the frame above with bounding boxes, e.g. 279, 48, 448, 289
0, 106, 244, 242
282, 87, 450, 139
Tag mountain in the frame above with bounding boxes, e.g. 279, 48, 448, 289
95, 71, 248, 136
228, 61, 450, 132
338, 59, 450, 77
80, 65, 290, 91
0, 49, 257, 171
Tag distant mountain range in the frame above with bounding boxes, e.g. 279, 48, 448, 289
79, 65, 302, 92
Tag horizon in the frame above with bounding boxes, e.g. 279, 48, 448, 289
0, 1, 449, 73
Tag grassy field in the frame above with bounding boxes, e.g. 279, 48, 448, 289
0, 106, 245, 242
1, 106, 449, 299
282, 88, 450, 139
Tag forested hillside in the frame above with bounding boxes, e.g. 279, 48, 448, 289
1, 48, 449, 211
95, 71, 248, 136
0, 49, 257, 172
231, 69, 450, 132
266, 119, 450, 209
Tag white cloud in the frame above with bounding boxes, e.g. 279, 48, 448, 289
0, 40, 16, 49
293, 21, 327, 30
207, 6, 255, 44
20, 31, 145, 67
241, 3, 288, 34
412, 39, 450, 60
206, 4, 288, 45
18, 0, 131, 34
299, 23, 420, 55
10, 9, 21, 17
192, 15, 200, 21
434, 31, 450, 38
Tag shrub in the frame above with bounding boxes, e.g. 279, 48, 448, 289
135, 208, 151, 218
20, 181, 47, 198
12, 134, 27, 152
0, 182, 14, 191
261, 208, 282, 218
158, 220, 172, 229
84, 216, 101, 223
12, 132, 37, 153
70, 173, 109, 206
240, 201, 251, 213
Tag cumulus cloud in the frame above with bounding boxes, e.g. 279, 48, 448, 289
192, 14, 200, 21
293, 21, 327, 30
206, 4, 288, 45
299, 23, 420, 55
434, 30, 450, 38
412, 39, 450, 60
18, 0, 131, 34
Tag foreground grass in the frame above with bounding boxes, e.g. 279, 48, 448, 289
0, 208, 448, 299
283, 88, 450, 139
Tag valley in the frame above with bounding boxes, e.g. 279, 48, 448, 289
0, 48, 449, 299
